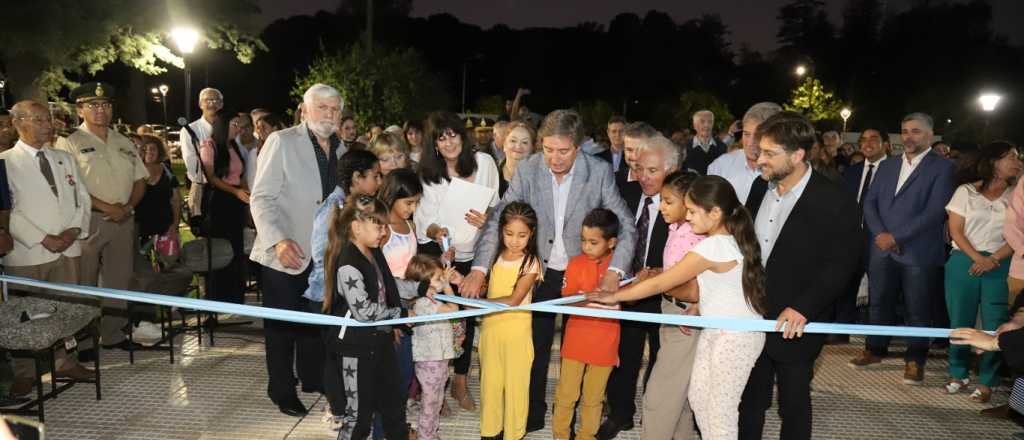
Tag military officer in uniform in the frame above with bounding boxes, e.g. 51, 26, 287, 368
55, 82, 153, 351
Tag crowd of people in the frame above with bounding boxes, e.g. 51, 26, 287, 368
1, 80, 1023, 440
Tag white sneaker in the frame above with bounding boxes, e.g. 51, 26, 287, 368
133, 321, 164, 345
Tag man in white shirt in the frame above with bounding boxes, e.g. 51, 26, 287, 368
2, 100, 95, 380
180, 88, 223, 184
708, 102, 782, 203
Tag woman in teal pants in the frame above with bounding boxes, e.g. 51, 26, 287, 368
944, 141, 1022, 403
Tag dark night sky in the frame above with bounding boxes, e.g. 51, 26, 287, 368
257, 0, 1024, 53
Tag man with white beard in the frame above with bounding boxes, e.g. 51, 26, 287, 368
249, 84, 345, 417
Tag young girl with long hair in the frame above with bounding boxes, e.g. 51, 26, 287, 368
404, 254, 464, 440
479, 201, 543, 440
590, 175, 768, 439
322, 194, 412, 440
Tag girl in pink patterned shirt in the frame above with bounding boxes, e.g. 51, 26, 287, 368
637, 170, 707, 440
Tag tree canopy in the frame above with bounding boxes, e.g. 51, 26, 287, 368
0, 0, 267, 101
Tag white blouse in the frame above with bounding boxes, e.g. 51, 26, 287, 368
414, 152, 500, 262
692, 235, 762, 320
946, 183, 1011, 253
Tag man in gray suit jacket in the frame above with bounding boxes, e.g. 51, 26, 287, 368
460, 109, 637, 433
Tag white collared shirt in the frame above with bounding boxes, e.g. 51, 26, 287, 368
693, 136, 715, 153
946, 183, 1011, 253
634, 193, 661, 267
856, 156, 887, 202
180, 117, 213, 182
895, 147, 932, 194
755, 165, 813, 262
546, 164, 576, 271
708, 149, 761, 204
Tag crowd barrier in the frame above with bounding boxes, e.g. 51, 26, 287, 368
0, 275, 969, 339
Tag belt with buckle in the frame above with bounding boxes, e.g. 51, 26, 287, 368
662, 294, 688, 310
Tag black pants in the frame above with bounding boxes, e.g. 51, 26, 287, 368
336, 338, 408, 440
208, 188, 246, 304
738, 349, 816, 440
262, 265, 325, 402
604, 307, 660, 425
526, 268, 565, 427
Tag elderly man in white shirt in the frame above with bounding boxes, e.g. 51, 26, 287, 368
179, 88, 223, 209
1, 100, 95, 381
708, 102, 782, 204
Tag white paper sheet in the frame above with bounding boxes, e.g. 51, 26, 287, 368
438, 177, 497, 251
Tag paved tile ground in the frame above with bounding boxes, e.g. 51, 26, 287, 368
12, 321, 1022, 439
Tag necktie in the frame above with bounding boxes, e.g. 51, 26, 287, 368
858, 164, 875, 208
632, 196, 653, 274
37, 151, 58, 197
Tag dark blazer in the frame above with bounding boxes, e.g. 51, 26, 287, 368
842, 161, 865, 197
682, 137, 727, 175
863, 150, 956, 267
594, 147, 630, 191
621, 181, 670, 313
746, 170, 862, 361
1000, 294, 1024, 374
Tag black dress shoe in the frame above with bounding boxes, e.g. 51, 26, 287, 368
301, 385, 324, 394
596, 419, 633, 440
525, 419, 544, 433
825, 334, 850, 345
273, 397, 308, 417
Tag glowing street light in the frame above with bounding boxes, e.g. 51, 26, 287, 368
840, 108, 852, 132
795, 65, 807, 77
979, 93, 1002, 112
171, 26, 199, 120
171, 27, 199, 54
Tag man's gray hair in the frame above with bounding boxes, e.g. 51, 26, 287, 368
538, 109, 584, 146
636, 134, 681, 171
902, 112, 934, 130
623, 121, 659, 140
198, 87, 222, 100
742, 102, 782, 126
692, 109, 714, 121
303, 83, 344, 109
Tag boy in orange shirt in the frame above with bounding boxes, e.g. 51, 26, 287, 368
552, 208, 621, 440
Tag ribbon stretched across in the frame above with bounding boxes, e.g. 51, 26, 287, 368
0, 275, 962, 338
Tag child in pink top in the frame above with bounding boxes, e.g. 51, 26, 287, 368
638, 170, 706, 440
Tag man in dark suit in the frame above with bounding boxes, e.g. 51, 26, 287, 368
597, 133, 675, 439
739, 112, 861, 440
831, 128, 890, 343
460, 109, 638, 435
682, 109, 727, 175
850, 113, 956, 385
594, 116, 632, 190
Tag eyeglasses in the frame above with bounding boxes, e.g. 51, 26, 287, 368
15, 116, 52, 125
84, 102, 112, 110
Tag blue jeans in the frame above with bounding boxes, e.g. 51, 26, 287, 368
373, 331, 414, 438
865, 255, 940, 365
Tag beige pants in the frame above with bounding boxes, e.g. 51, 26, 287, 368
641, 298, 700, 440
7, 256, 92, 374
80, 212, 134, 345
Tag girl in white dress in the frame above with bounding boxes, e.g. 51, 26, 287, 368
590, 175, 768, 439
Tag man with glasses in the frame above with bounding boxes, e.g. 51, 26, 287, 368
56, 82, 151, 353
2, 100, 95, 382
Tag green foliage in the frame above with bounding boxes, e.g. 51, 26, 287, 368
576, 100, 615, 134
671, 91, 734, 133
0, 1, 266, 100
784, 77, 845, 122
292, 44, 451, 128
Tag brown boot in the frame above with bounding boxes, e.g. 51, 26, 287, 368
451, 374, 476, 411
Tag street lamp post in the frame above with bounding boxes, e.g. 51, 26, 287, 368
158, 84, 169, 127
840, 108, 852, 133
171, 27, 199, 121
0, 78, 6, 109
979, 93, 1002, 143
795, 64, 807, 77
